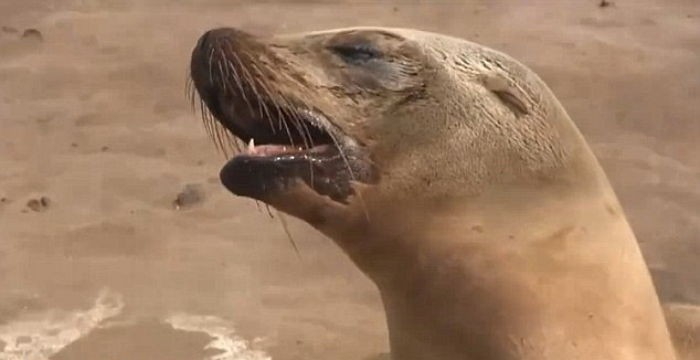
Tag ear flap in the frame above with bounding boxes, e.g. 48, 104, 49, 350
482, 73, 529, 117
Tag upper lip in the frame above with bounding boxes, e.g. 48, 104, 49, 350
191, 69, 339, 154
224, 102, 338, 153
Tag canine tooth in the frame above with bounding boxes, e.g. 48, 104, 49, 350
248, 138, 255, 151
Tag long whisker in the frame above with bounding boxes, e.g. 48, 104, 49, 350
215, 39, 231, 94
197, 97, 214, 142
277, 210, 301, 259
185, 73, 193, 101
207, 46, 216, 85
216, 119, 230, 158
288, 109, 311, 149
280, 94, 311, 146
188, 83, 196, 113
222, 40, 255, 116
248, 62, 278, 135
216, 58, 227, 94
230, 50, 263, 118
290, 107, 318, 187
271, 90, 307, 148
326, 129, 371, 222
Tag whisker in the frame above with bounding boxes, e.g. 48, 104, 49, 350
248, 63, 278, 134
188, 85, 196, 113
262, 94, 299, 149
207, 46, 216, 85
197, 97, 213, 139
297, 112, 317, 187
216, 58, 227, 94
235, 137, 245, 153
286, 107, 316, 188
270, 95, 299, 145
326, 130, 371, 222
265, 86, 319, 188
223, 40, 255, 116
229, 49, 263, 119
184, 73, 192, 99
288, 110, 311, 149
273, 90, 313, 148
215, 39, 231, 94
216, 120, 230, 158
277, 210, 301, 259
200, 98, 228, 157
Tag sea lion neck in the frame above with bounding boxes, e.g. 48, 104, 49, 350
329, 179, 609, 277
341, 189, 674, 360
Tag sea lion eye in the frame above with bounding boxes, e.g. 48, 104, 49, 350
330, 43, 382, 64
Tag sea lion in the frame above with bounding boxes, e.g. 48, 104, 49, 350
189, 27, 691, 359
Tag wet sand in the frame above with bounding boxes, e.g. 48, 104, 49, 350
0, 1, 698, 359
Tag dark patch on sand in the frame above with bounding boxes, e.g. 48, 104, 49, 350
50, 319, 215, 360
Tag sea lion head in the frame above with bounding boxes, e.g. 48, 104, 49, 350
190, 26, 593, 241
189, 27, 679, 360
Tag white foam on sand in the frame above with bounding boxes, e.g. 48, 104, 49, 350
166, 314, 271, 360
0, 288, 125, 360
0, 289, 271, 360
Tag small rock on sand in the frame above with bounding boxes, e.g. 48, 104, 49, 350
26, 196, 51, 212
21, 28, 43, 42
173, 184, 205, 210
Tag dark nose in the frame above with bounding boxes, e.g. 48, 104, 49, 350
197, 28, 222, 51
192, 28, 242, 88
197, 27, 253, 51
197, 30, 211, 50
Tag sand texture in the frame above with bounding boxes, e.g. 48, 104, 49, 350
0, 1, 698, 359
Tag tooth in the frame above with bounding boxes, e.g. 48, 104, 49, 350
248, 138, 255, 152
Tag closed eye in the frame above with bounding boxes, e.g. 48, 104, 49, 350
330, 43, 382, 64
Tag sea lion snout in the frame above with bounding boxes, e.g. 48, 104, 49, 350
189, 27, 379, 210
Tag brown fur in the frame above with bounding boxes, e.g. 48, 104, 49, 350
203, 27, 697, 359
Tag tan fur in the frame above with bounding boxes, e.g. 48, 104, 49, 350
218, 27, 696, 359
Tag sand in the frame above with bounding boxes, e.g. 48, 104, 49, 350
0, 1, 698, 359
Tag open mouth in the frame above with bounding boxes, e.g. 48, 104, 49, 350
215, 103, 362, 203
189, 28, 375, 204
230, 104, 339, 161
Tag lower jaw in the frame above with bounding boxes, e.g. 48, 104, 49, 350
219, 148, 353, 202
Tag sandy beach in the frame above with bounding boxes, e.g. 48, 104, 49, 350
0, 1, 698, 359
